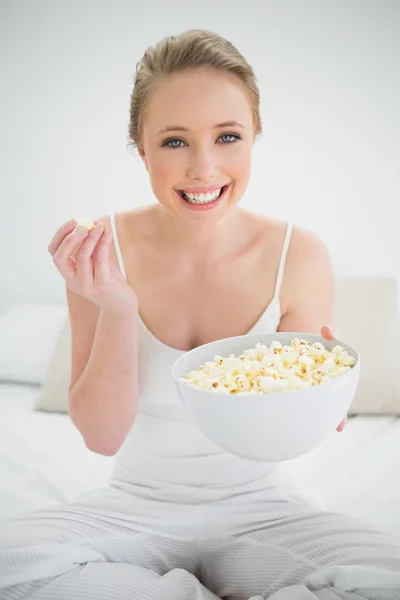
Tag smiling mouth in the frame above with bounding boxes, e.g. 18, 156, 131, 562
177, 185, 229, 205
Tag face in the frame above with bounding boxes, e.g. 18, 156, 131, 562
139, 67, 255, 223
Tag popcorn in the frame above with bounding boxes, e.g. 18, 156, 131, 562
181, 339, 357, 395
75, 218, 95, 231
259, 376, 288, 393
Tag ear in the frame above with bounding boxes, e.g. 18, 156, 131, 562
138, 146, 148, 171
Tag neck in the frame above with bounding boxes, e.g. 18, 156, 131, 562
154, 205, 247, 260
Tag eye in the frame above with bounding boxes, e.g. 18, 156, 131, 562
162, 138, 186, 149
218, 133, 241, 144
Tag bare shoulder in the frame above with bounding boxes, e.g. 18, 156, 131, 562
98, 206, 157, 244
240, 210, 288, 247
289, 224, 331, 267
245, 210, 327, 252
280, 223, 334, 332
245, 210, 328, 252
283, 223, 333, 296
96, 206, 156, 260
96, 206, 153, 233
242, 211, 333, 327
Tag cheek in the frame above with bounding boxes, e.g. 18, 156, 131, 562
225, 142, 252, 181
147, 150, 184, 187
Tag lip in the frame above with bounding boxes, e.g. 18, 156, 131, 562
177, 184, 230, 195
176, 184, 231, 211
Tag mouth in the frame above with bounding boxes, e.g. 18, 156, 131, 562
176, 184, 230, 210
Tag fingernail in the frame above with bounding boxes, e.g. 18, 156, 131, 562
67, 219, 76, 226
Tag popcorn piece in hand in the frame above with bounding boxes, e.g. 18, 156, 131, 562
181, 339, 357, 395
75, 218, 95, 231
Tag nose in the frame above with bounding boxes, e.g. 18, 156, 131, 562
186, 145, 218, 180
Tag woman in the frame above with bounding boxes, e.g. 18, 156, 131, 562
1, 29, 400, 600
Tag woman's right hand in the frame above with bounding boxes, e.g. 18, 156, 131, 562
48, 219, 138, 313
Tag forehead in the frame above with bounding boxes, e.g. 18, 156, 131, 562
143, 68, 253, 133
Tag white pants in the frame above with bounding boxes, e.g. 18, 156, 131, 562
1, 486, 400, 600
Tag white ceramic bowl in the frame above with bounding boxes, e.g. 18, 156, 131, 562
172, 332, 360, 462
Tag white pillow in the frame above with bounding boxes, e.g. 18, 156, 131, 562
0, 303, 67, 385
34, 318, 71, 412
333, 278, 400, 414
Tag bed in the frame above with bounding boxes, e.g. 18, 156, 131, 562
0, 278, 399, 539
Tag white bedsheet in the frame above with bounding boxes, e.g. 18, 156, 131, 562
0, 383, 399, 537
0, 384, 113, 519
286, 415, 400, 537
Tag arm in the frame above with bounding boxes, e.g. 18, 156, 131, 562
278, 227, 334, 334
48, 216, 140, 456
68, 289, 139, 456
278, 228, 346, 431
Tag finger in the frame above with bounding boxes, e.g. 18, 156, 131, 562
321, 325, 336, 340
93, 226, 113, 283
75, 223, 105, 283
52, 227, 89, 280
69, 223, 99, 260
48, 220, 77, 256
336, 416, 348, 432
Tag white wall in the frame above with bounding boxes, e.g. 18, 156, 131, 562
1, 0, 399, 311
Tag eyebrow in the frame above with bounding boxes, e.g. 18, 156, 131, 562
157, 121, 245, 135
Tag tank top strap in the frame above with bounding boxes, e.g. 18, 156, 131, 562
273, 222, 293, 301
109, 213, 127, 280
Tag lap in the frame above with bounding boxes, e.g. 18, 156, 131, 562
2, 497, 400, 600
1, 565, 219, 600
201, 509, 400, 600
0, 500, 206, 600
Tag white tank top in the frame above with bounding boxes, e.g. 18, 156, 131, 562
109, 214, 294, 504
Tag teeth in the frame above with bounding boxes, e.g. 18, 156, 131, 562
182, 187, 223, 204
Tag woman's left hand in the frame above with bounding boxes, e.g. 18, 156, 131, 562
321, 325, 347, 432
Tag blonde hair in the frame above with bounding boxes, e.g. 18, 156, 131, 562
128, 29, 262, 150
